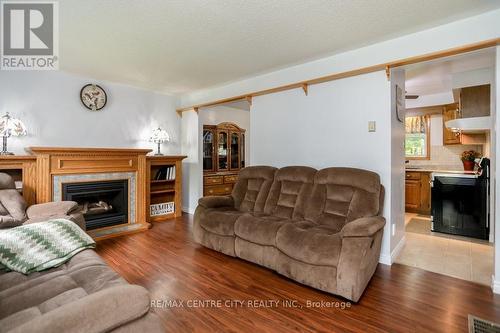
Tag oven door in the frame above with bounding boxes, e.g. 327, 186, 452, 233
431, 175, 488, 240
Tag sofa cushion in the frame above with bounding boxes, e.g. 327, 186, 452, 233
0, 249, 110, 293
304, 168, 381, 228
0, 249, 141, 332
198, 207, 244, 236
234, 213, 291, 246
0, 307, 41, 333
232, 166, 277, 213
263, 166, 316, 220
276, 221, 342, 267
0, 250, 125, 320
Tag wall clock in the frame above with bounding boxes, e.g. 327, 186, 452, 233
80, 84, 107, 111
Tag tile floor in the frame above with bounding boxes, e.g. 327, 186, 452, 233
395, 213, 494, 286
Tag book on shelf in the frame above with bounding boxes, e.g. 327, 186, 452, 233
154, 165, 176, 181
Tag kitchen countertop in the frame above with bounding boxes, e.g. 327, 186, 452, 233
405, 167, 476, 174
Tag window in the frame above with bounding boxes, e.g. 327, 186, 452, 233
405, 115, 430, 159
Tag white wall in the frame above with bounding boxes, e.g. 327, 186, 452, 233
0, 71, 180, 155
493, 46, 500, 292
181, 111, 200, 213
251, 71, 395, 263
390, 68, 406, 259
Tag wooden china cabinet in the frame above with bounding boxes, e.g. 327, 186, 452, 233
203, 122, 245, 196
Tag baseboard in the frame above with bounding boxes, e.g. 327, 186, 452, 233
391, 235, 406, 263
378, 253, 392, 266
182, 206, 195, 215
492, 276, 500, 294
378, 236, 406, 266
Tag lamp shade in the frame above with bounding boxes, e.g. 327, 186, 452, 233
0, 113, 27, 137
149, 127, 170, 143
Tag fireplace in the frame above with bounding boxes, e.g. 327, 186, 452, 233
62, 179, 128, 230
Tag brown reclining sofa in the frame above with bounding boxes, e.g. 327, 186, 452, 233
0, 173, 163, 333
194, 166, 385, 302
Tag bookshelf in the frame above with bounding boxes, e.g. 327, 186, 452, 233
146, 155, 187, 223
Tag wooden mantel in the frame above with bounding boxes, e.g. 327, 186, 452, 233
27, 147, 151, 203
0, 147, 186, 241
27, 147, 152, 154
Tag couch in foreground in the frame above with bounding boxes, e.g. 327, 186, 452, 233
194, 166, 385, 302
0, 250, 163, 333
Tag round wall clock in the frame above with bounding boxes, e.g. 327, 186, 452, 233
80, 84, 107, 111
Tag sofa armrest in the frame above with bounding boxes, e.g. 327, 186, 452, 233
341, 216, 386, 238
26, 201, 79, 219
10, 285, 151, 333
198, 196, 234, 209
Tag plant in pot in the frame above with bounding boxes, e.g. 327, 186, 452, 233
461, 150, 480, 171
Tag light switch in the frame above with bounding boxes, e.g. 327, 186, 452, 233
368, 121, 376, 132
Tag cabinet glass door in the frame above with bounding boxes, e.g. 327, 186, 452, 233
230, 132, 240, 170
218, 131, 228, 170
241, 133, 245, 168
203, 129, 214, 171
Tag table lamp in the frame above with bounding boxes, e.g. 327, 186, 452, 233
149, 127, 170, 156
0, 113, 27, 155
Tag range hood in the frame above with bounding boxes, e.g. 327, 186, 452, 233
445, 116, 491, 133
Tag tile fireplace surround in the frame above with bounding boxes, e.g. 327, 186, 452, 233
53, 172, 137, 238
26, 147, 152, 240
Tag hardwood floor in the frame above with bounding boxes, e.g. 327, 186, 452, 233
96, 214, 500, 333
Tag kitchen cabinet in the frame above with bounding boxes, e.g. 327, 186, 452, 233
203, 122, 245, 196
460, 84, 490, 118
443, 85, 490, 145
405, 171, 431, 215
443, 103, 461, 145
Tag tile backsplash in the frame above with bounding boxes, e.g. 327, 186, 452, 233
407, 145, 483, 170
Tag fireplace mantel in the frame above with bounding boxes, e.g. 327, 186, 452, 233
27, 147, 153, 239
27, 147, 152, 155
0, 147, 187, 240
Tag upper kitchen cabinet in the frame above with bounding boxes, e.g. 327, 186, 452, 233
460, 84, 490, 118
443, 84, 490, 145
443, 103, 461, 145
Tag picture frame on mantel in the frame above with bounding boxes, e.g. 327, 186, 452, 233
395, 84, 404, 123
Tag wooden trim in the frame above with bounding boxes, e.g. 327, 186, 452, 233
176, 38, 500, 113
302, 83, 308, 96
28, 147, 152, 155
0, 156, 36, 160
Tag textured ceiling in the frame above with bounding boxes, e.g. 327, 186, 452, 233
59, 0, 500, 94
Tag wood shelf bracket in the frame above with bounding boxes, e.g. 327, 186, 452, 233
385, 66, 391, 81
176, 107, 199, 117
302, 83, 308, 96
246, 96, 252, 106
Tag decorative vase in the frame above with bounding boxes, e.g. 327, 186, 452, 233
462, 160, 475, 171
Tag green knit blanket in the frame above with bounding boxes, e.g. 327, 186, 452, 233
0, 219, 95, 274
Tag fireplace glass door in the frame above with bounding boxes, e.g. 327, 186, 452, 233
62, 179, 128, 230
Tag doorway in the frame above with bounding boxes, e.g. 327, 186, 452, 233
394, 48, 495, 286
